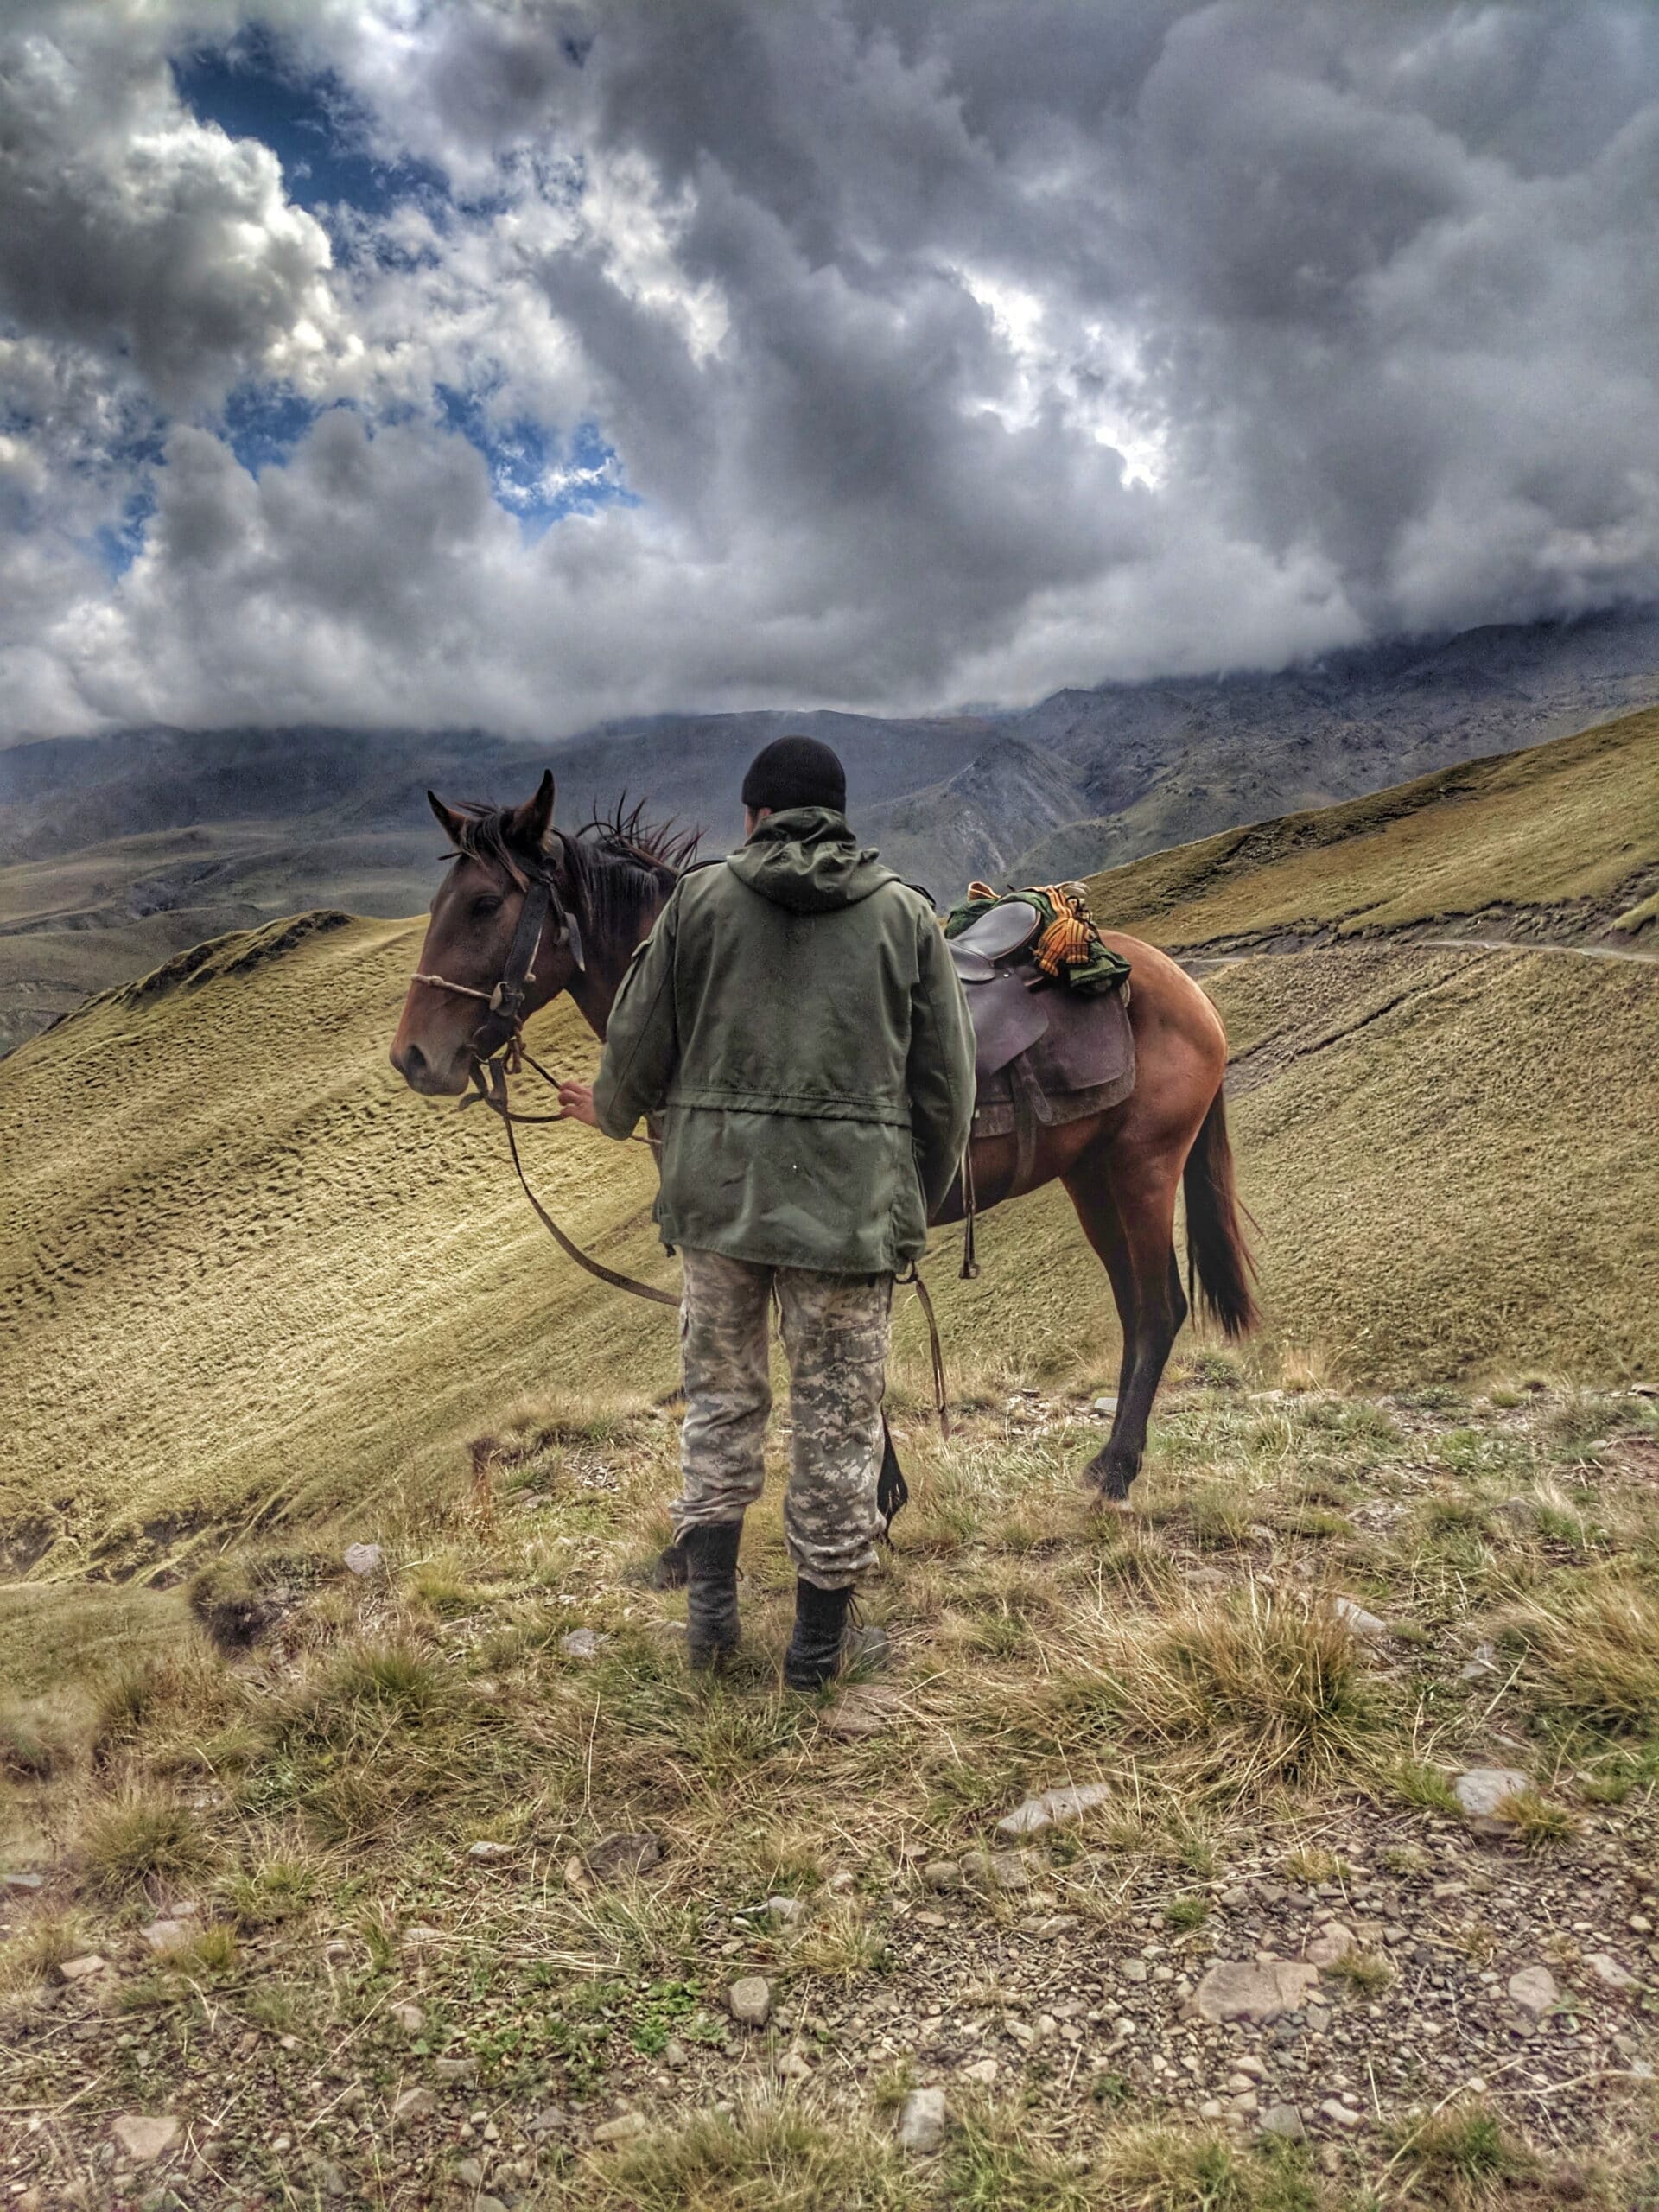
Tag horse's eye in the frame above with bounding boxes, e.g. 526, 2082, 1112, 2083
471, 894, 503, 919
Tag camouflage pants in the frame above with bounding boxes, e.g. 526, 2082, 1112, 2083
674, 1247, 893, 1590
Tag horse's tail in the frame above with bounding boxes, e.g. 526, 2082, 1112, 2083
1184, 1088, 1259, 1339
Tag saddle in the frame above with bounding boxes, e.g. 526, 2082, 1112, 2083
947, 894, 1135, 1211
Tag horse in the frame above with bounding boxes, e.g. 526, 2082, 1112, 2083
391, 770, 1256, 1508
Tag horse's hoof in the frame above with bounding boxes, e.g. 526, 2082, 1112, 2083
652, 1543, 689, 1591
1084, 1452, 1135, 1504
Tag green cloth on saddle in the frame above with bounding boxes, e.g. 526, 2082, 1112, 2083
942, 882, 1131, 995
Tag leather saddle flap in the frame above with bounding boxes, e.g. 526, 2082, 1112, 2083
966, 971, 1049, 1082
1034, 980, 1133, 1096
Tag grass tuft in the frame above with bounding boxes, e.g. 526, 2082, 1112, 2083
1065, 1586, 1376, 1793
78, 1787, 211, 1897
569, 2089, 919, 2210
1498, 1575, 1659, 1737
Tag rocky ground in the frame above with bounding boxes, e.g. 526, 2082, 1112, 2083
3, 1367, 1656, 2209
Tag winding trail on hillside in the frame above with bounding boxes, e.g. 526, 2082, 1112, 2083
1416, 933, 1659, 963
1215, 931, 1658, 1101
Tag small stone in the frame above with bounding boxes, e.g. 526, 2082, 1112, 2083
1629, 1912, 1655, 1935
990, 1851, 1033, 1891
1232, 2056, 1267, 2082
559, 1629, 605, 1659
1508, 1965, 1558, 2016
826, 1868, 856, 1894
960, 2056, 998, 2083
389, 2000, 424, 2032
435, 2056, 477, 2085
1452, 1767, 1530, 1834
478, 2199, 508, 2212
1193, 1961, 1321, 2024
1229, 2090, 1260, 2117
403, 1923, 444, 1948
343, 1541, 384, 1577
766, 1894, 805, 1927
995, 1781, 1113, 1840
111, 2116, 181, 2164
1199, 2098, 1224, 2120
1120, 1958, 1148, 1985
455, 2158, 485, 2188
728, 1975, 772, 2027
467, 1840, 513, 1862
1319, 2098, 1363, 2129
1459, 1643, 1500, 1681
592, 2112, 647, 2145
922, 1859, 962, 1891
3, 1872, 45, 1891
58, 1954, 107, 1982
583, 1831, 662, 1883
820, 1684, 904, 1738
322, 1937, 352, 1964
777, 2050, 811, 2081
391, 2087, 436, 2124
664, 2039, 688, 2069
1093, 1395, 1118, 1414
1305, 1923, 1355, 1969
528, 2106, 569, 2137
141, 1920, 196, 1955
1259, 2102, 1306, 2140
1332, 1597, 1389, 1638
1584, 1953, 1637, 1992
897, 2086, 947, 2153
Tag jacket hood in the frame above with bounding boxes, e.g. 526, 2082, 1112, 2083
727, 806, 897, 913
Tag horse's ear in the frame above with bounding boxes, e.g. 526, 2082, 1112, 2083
506, 769, 556, 852
429, 790, 465, 845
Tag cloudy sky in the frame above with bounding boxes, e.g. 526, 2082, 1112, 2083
4, 0, 1659, 742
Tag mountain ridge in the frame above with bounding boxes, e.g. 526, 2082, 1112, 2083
3, 607, 1658, 1050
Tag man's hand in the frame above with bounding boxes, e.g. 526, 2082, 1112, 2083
558, 1079, 599, 1128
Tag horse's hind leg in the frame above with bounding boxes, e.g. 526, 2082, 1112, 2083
1062, 1140, 1137, 1423
1067, 1135, 1187, 1500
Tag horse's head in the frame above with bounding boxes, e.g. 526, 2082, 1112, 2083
391, 770, 583, 1096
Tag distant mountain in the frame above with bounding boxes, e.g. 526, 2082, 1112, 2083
3, 607, 1657, 1050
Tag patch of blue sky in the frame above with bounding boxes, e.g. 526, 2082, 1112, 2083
92, 484, 157, 579
223, 384, 327, 476
172, 27, 446, 221
435, 385, 636, 536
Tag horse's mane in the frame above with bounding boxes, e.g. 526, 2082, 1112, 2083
443, 792, 701, 938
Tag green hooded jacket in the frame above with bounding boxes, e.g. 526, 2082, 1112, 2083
593, 806, 977, 1274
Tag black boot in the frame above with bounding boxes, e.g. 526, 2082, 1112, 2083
682, 1522, 743, 1672
783, 1579, 853, 1691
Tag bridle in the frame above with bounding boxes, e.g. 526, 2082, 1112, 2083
410, 835, 677, 1308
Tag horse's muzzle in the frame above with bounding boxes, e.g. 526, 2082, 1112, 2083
390, 1039, 470, 1096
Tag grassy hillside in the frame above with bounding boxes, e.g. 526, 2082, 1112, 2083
3, 907, 1655, 1601
5, 727, 1659, 2206
1086, 703, 1659, 950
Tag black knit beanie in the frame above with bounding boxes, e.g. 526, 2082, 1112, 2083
741, 734, 847, 815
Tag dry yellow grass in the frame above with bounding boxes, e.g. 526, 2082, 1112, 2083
1085, 703, 1659, 948
3, 921, 1656, 1618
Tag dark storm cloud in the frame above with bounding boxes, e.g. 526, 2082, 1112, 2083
2, 0, 1657, 738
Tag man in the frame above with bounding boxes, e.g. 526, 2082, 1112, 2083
557, 735, 976, 1688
